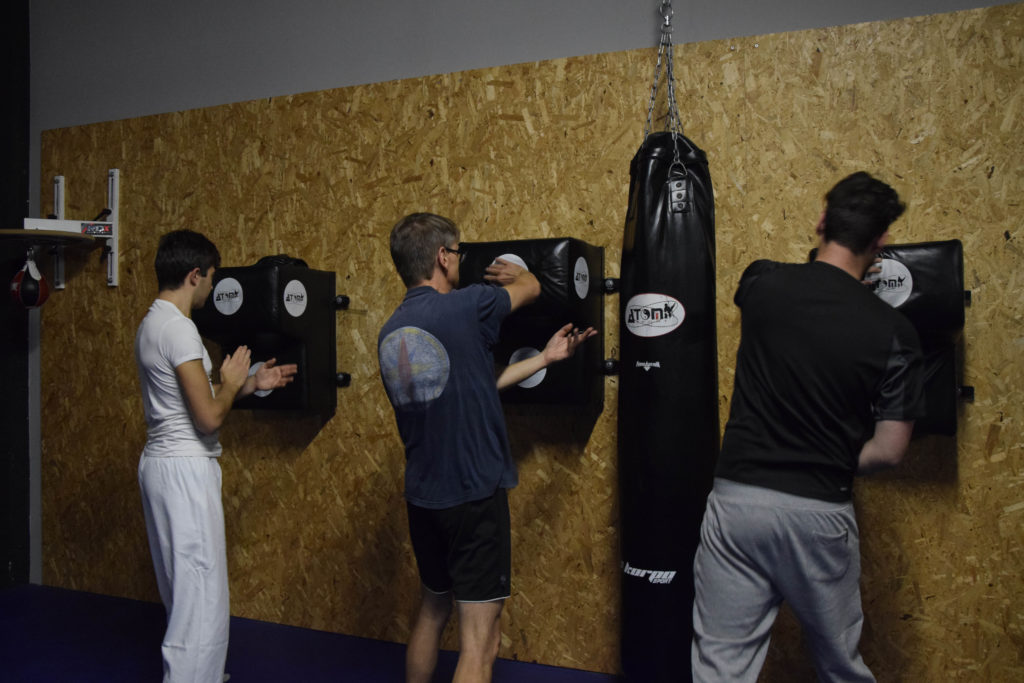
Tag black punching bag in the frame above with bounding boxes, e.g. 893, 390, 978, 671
618, 131, 718, 682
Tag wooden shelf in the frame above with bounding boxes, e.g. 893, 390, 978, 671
0, 229, 100, 250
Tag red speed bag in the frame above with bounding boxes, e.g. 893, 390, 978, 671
10, 258, 50, 308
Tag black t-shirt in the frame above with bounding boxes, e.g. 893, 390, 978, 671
716, 259, 924, 502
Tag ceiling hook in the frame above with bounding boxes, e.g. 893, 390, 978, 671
659, 0, 673, 31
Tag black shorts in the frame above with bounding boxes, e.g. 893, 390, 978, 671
407, 488, 511, 603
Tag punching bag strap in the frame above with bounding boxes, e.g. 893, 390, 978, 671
643, 0, 685, 151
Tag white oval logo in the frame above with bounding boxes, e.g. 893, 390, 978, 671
625, 293, 685, 338
283, 280, 308, 317
872, 259, 913, 308
573, 257, 590, 299
213, 277, 243, 316
508, 347, 546, 388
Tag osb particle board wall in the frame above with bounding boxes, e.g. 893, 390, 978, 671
38, 3, 1022, 678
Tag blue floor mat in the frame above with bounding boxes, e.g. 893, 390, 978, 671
0, 584, 619, 682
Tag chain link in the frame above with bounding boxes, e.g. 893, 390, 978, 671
643, 1, 685, 169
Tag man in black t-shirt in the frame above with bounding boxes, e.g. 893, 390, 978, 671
692, 173, 924, 682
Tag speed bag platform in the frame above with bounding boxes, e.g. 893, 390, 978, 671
458, 237, 604, 407
193, 257, 337, 415
873, 239, 967, 436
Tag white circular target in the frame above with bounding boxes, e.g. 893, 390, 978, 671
508, 347, 546, 388
212, 278, 243, 316
493, 253, 529, 271
573, 257, 590, 299
872, 259, 913, 308
248, 361, 272, 398
283, 279, 308, 317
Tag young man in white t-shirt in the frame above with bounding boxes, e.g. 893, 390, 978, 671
135, 229, 297, 683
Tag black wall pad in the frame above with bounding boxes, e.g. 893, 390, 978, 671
459, 238, 605, 407
811, 239, 968, 436
194, 259, 338, 415
874, 240, 965, 342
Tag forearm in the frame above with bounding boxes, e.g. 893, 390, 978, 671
504, 271, 541, 311
496, 352, 549, 391
856, 420, 914, 474
197, 382, 244, 433
856, 439, 896, 474
235, 375, 258, 400
178, 358, 245, 435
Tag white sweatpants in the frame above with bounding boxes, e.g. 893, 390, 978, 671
139, 455, 229, 683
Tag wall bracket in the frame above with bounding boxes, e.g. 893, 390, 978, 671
20, 169, 120, 288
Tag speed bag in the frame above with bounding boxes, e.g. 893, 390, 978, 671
618, 131, 718, 683
10, 258, 50, 309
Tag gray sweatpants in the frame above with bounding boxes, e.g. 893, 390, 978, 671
692, 478, 875, 683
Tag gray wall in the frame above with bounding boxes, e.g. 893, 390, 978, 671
29, 0, 1000, 210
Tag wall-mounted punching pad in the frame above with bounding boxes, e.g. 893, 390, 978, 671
193, 257, 337, 415
458, 238, 604, 407
618, 131, 718, 682
872, 240, 966, 436
808, 239, 967, 435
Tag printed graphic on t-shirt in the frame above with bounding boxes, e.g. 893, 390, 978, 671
379, 327, 450, 407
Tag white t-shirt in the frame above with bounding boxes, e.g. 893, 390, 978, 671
135, 299, 222, 458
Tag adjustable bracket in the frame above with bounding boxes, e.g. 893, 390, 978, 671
22, 169, 120, 288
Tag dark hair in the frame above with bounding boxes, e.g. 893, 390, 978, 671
154, 229, 221, 290
823, 172, 906, 254
389, 213, 459, 288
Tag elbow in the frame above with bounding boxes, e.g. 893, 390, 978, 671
194, 419, 219, 436
192, 412, 225, 436
864, 420, 914, 471
880, 449, 905, 469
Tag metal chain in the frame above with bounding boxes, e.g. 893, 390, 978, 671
642, 27, 668, 139
643, 1, 685, 169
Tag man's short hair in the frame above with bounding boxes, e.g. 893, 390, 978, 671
823, 172, 906, 254
155, 229, 221, 291
389, 213, 460, 288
